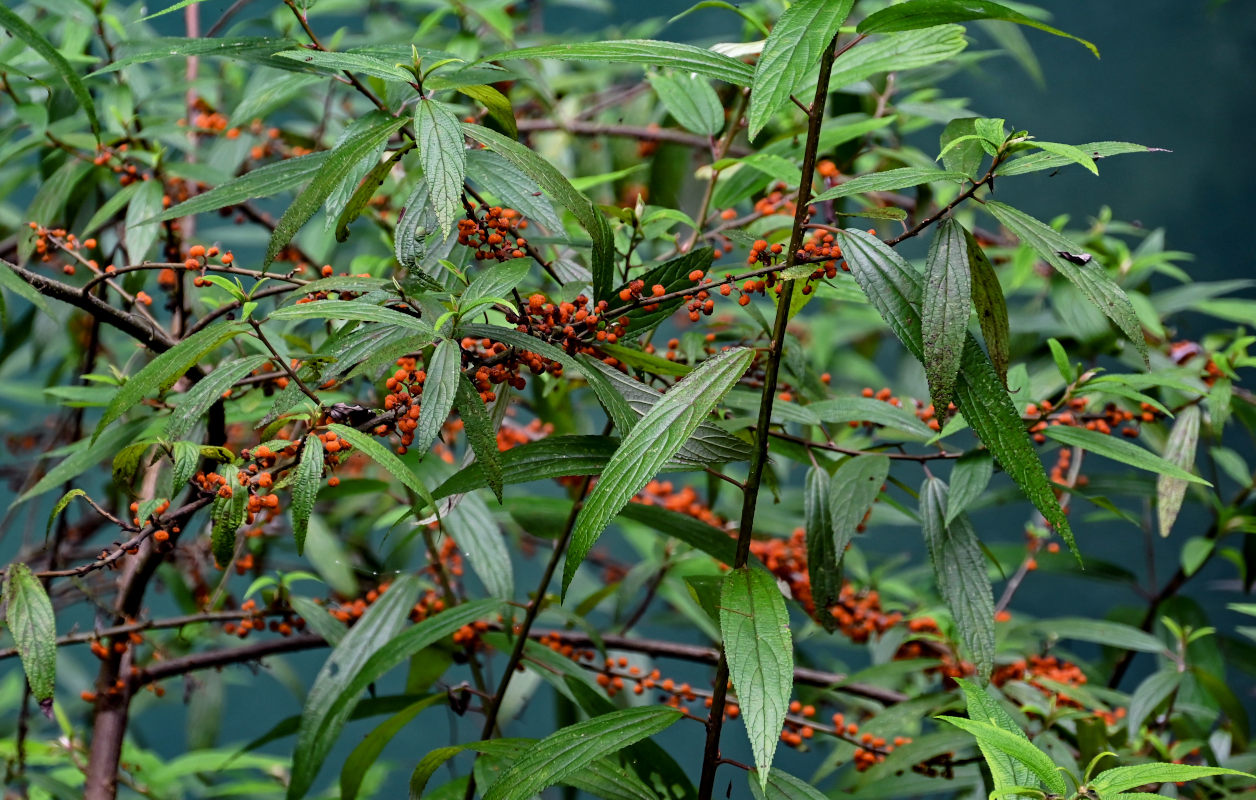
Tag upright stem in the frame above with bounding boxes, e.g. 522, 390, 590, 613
696, 35, 839, 800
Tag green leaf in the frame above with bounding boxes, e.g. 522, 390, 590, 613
1126, 669, 1181, 736
124, 178, 164, 264
811, 167, 968, 203
290, 576, 425, 799
648, 71, 724, 136
577, 352, 752, 464
996, 142, 1164, 177
443, 492, 513, 599
486, 41, 753, 85
822, 454, 890, 598
434, 435, 619, 499
2, 562, 56, 704
336, 144, 411, 242
94, 322, 250, 443
290, 595, 347, 647
455, 84, 517, 138
415, 339, 461, 455
965, 227, 1011, 386
938, 716, 1066, 795
165, 355, 271, 441
922, 219, 972, 411
454, 375, 504, 502
158, 152, 331, 222
807, 397, 934, 438
480, 708, 683, 800
1043, 425, 1209, 485
266, 112, 408, 267
0, 6, 100, 140
828, 25, 968, 91
92, 36, 304, 75
984, 201, 1148, 366
939, 118, 985, 179
44, 488, 87, 540
1032, 618, 1165, 653
14, 423, 139, 505
721, 566, 793, 792
921, 478, 995, 680
804, 466, 840, 630
340, 694, 446, 800
747, 0, 855, 138
1090, 763, 1252, 795
947, 450, 993, 523
1156, 405, 1201, 538
857, 0, 1098, 58
951, 678, 1036, 793
416, 100, 467, 239
272, 49, 414, 81
461, 259, 530, 311
211, 464, 247, 568
748, 769, 829, 800
268, 300, 434, 336
562, 348, 753, 595
462, 124, 615, 301
834, 229, 1074, 553
291, 436, 324, 556
325, 424, 434, 507
1028, 141, 1098, 175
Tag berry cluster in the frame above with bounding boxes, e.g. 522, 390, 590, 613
457, 205, 529, 261
991, 654, 1127, 725
221, 597, 306, 639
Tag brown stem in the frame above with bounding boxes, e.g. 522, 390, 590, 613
696, 33, 839, 800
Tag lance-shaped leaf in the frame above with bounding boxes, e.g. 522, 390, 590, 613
938, 716, 1065, 795
456, 84, 517, 138
455, 374, 504, 502
811, 167, 968, 203
95, 321, 250, 442
996, 141, 1164, 177
804, 466, 840, 630
722, 566, 793, 792
268, 300, 434, 335
480, 707, 682, 800
748, 0, 854, 139
985, 201, 1148, 365
341, 693, 446, 800
486, 41, 753, 85
947, 450, 993, 524
828, 454, 889, 566
415, 339, 461, 455
435, 435, 620, 499
272, 49, 414, 81
828, 25, 968, 91
922, 219, 972, 411
415, 100, 467, 238
291, 435, 324, 556
0, 6, 100, 140
462, 124, 615, 302
1090, 763, 1252, 796
1126, 669, 1181, 737
857, 0, 1098, 58
335, 143, 411, 242
577, 355, 752, 464
921, 478, 995, 680
562, 347, 753, 595
155, 152, 331, 222
951, 678, 1036, 793
1043, 425, 1209, 485
1157, 404, 1201, 538
289, 576, 422, 798
125, 178, 164, 265
965, 227, 1011, 386
443, 491, 513, 599
211, 464, 247, 568
266, 112, 407, 267
325, 424, 436, 510
2, 563, 56, 706
165, 355, 271, 441
835, 229, 1075, 554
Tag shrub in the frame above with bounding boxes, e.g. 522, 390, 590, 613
0, 1, 1253, 799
